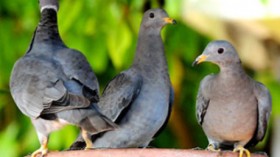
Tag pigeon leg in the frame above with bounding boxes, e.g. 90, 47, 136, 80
81, 129, 93, 150
206, 143, 221, 152
233, 145, 251, 157
31, 134, 48, 157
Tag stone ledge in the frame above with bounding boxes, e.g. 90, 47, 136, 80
43, 148, 268, 157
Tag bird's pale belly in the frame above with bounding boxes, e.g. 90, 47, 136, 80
202, 100, 257, 144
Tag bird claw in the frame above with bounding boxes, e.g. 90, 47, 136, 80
84, 147, 93, 150
84, 140, 93, 150
233, 145, 251, 157
207, 144, 221, 152
31, 146, 48, 157
84, 141, 93, 150
81, 130, 93, 150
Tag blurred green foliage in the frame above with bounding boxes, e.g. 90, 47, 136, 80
0, 0, 279, 157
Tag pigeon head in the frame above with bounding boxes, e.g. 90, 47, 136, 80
193, 40, 241, 67
141, 8, 176, 31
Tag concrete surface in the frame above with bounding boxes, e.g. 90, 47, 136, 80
41, 148, 268, 157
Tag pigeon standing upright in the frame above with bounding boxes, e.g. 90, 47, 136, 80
193, 40, 272, 157
9, 0, 115, 156
70, 8, 176, 149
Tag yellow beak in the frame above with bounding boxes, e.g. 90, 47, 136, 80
163, 17, 177, 24
192, 54, 208, 66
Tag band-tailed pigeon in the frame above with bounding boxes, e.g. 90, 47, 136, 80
70, 8, 176, 149
193, 40, 272, 157
9, 0, 116, 156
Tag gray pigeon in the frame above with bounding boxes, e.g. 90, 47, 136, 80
70, 8, 176, 149
193, 40, 272, 157
9, 0, 115, 156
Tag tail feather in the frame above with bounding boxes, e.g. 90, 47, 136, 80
57, 104, 117, 134
79, 110, 117, 134
42, 93, 91, 114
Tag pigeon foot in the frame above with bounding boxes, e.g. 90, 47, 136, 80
81, 129, 93, 150
206, 144, 221, 152
233, 145, 251, 157
31, 144, 48, 157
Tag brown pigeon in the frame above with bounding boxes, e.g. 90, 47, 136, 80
193, 40, 272, 157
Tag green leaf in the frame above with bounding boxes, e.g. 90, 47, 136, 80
107, 22, 132, 69
88, 35, 109, 73
260, 0, 269, 5
59, 0, 83, 35
0, 89, 9, 94
0, 123, 19, 157
48, 125, 78, 150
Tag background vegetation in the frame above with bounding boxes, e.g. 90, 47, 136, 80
0, 0, 279, 157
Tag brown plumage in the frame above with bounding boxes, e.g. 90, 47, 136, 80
193, 40, 272, 157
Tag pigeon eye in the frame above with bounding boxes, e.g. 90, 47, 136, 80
149, 13, 154, 18
217, 48, 224, 54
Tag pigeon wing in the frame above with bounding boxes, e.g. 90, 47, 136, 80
252, 82, 272, 142
196, 75, 213, 125
98, 69, 143, 121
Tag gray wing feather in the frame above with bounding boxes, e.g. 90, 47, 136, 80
98, 69, 143, 121
10, 57, 90, 119
41, 80, 91, 114
253, 82, 272, 142
55, 49, 100, 99
196, 75, 212, 125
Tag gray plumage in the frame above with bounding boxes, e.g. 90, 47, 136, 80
193, 40, 271, 154
70, 8, 175, 149
98, 70, 143, 122
9, 0, 115, 156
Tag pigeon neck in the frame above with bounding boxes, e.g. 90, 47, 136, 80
219, 62, 246, 78
133, 29, 167, 71
35, 9, 63, 46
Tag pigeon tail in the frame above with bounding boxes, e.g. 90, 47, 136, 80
55, 104, 117, 135
78, 107, 117, 134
